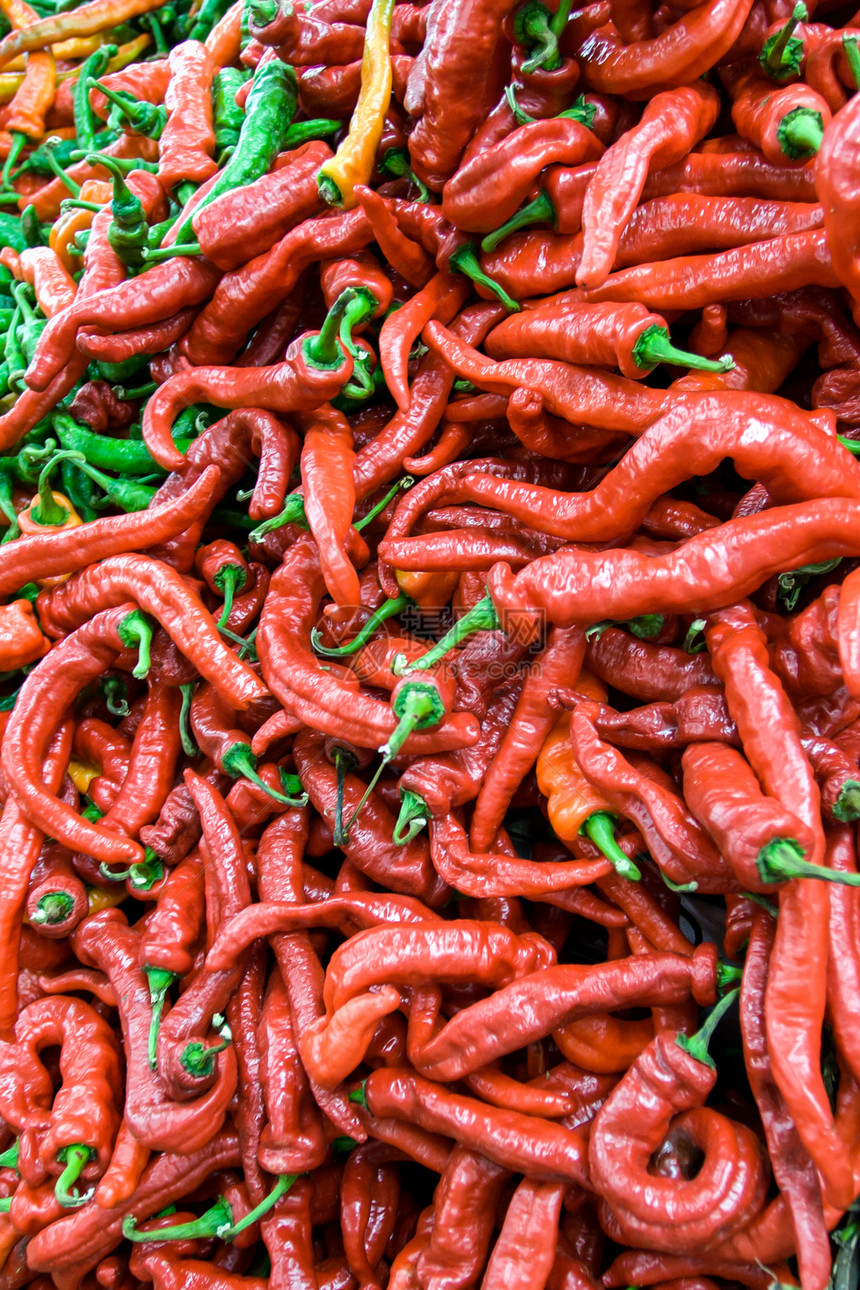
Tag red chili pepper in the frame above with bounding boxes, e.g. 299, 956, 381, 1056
741, 906, 832, 1290
157, 40, 217, 188
726, 64, 830, 165
575, 0, 756, 97
298, 404, 360, 607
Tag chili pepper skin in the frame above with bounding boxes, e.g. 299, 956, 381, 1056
409, 947, 716, 1082
578, 83, 720, 290
706, 603, 853, 1208
37, 555, 265, 711
25, 258, 221, 394
427, 391, 859, 543
815, 91, 860, 324
191, 140, 329, 270
575, 0, 755, 97
0, 722, 70, 1040
3, 608, 151, 867
741, 907, 831, 1290
26, 1128, 240, 1281
485, 300, 726, 378
485, 496, 860, 628
182, 207, 371, 367
256, 810, 366, 1143
471, 625, 585, 852
682, 742, 820, 892
157, 40, 217, 189
728, 67, 830, 165
580, 228, 839, 310
71, 909, 238, 1157
441, 116, 604, 234
589, 1027, 769, 1250
405, 0, 512, 190
364, 1066, 588, 1181
138, 851, 205, 978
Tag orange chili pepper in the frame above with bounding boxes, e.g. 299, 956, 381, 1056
395, 569, 460, 609
0, 599, 49, 670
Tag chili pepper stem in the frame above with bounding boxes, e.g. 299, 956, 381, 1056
379, 148, 430, 202
382, 689, 441, 762
222, 744, 308, 806
118, 610, 154, 680
222, 1174, 297, 1239
718, 962, 744, 993
303, 288, 358, 368
481, 192, 556, 254
311, 593, 413, 657
844, 34, 860, 89
54, 1145, 95, 1208
142, 242, 203, 263
758, 837, 860, 885
247, 494, 308, 543
675, 987, 740, 1069
632, 325, 735, 373
0, 1140, 19, 1170
180, 1034, 232, 1078
393, 593, 501, 672
354, 476, 413, 532
332, 746, 357, 846
393, 789, 429, 845
778, 107, 824, 159
760, 2, 807, 79
833, 779, 860, 822
30, 450, 81, 527
128, 856, 164, 891
216, 566, 244, 630
123, 1196, 234, 1243
146, 967, 176, 1071
178, 684, 199, 757
449, 244, 520, 312
580, 812, 641, 880
29, 891, 74, 926
0, 132, 26, 194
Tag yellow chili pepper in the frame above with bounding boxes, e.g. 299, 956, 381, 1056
87, 885, 127, 913
317, 0, 395, 209
68, 758, 99, 793
0, 34, 149, 101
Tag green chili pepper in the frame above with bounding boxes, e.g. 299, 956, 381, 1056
90, 78, 168, 140
73, 45, 117, 153
211, 66, 248, 154
0, 212, 30, 253
144, 58, 298, 257
86, 153, 149, 268
11, 283, 46, 364
59, 455, 98, 522
188, 0, 235, 40
4, 307, 26, 391
65, 452, 159, 512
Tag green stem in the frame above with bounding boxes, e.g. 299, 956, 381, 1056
141, 241, 203, 263
118, 609, 154, 680
220, 1174, 297, 1240
717, 962, 743, 994
127, 855, 164, 891
146, 967, 176, 1071
318, 173, 343, 207
480, 191, 557, 254
580, 812, 641, 881
247, 492, 308, 543
515, 1, 559, 73
303, 288, 357, 368
30, 891, 74, 926
382, 686, 443, 762
833, 780, 860, 823
449, 244, 520, 312
844, 33, 860, 91
216, 564, 246, 629
393, 593, 500, 672
180, 1034, 232, 1078
30, 450, 80, 527
632, 324, 734, 374
758, 838, 860, 886
311, 593, 414, 657
222, 743, 308, 806
378, 148, 430, 202
675, 988, 739, 1069
759, 1, 806, 79
332, 745, 357, 847
354, 475, 413, 531
123, 1196, 234, 1243
339, 288, 378, 360
39, 137, 80, 195
0, 1140, 18, 1170
0, 133, 27, 193
54, 1145, 94, 1208
393, 789, 429, 846
179, 683, 198, 757
778, 106, 824, 159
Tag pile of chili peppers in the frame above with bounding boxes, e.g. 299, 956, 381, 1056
6, 0, 860, 1285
